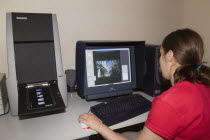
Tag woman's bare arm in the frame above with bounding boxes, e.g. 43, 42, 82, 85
79, 113, 164, 140
137, 126, 165, 140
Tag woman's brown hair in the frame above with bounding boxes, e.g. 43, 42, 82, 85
162, 28, 210, 86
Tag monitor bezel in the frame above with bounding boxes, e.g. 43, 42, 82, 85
76, 41, 145, 101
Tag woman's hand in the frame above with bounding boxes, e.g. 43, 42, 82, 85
79, 113, 129, 140
79, 113, 104, 131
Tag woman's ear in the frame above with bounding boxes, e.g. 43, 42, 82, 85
166, 50, 174, 63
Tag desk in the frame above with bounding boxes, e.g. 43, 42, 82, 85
0, 92, 153, 140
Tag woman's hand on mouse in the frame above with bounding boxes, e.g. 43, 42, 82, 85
79, 113, 104, 131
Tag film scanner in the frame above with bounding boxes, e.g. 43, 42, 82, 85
6, 12, 67, 116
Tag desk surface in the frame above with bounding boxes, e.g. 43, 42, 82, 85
0, 92, 153, 140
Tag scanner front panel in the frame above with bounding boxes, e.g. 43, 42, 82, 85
14, 43, 57, 84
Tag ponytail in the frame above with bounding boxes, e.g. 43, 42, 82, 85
174, 64, 210, 86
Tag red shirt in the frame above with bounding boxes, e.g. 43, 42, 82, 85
145, 81, 210, 140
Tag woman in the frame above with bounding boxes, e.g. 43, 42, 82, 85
79, 29, 210, 140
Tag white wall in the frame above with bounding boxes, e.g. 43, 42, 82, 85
0, 0, 183, 73
183, 0, 210, 66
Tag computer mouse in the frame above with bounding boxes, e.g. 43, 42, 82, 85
80, 123, 90, 129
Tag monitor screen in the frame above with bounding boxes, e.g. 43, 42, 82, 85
86, 48, 131, 87
76, 41, 145, 100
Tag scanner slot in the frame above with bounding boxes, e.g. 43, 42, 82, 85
26, 82, 56, 110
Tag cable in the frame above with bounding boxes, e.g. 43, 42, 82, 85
0, 99, 10, 116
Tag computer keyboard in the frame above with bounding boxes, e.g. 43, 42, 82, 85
90, 94, 151, 126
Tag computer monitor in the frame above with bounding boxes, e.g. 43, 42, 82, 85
76, 41, 145, 100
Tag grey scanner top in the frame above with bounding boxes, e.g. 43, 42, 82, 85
12, 13, 54, 42
12, 13, 57, 84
